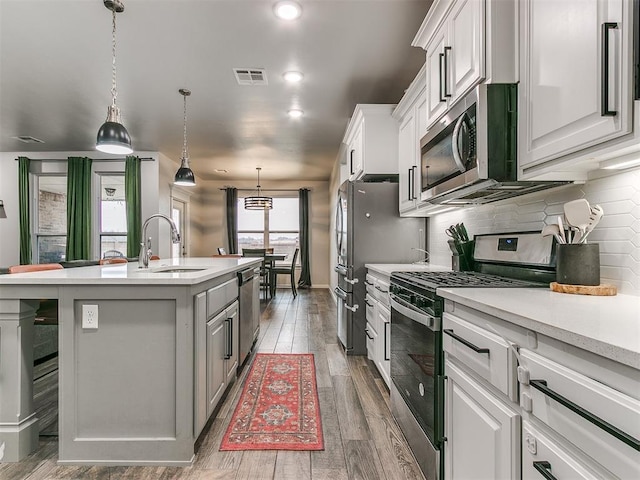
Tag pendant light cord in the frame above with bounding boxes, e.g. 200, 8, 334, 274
182, 93, 189, 160
111, 8, 118, 107
256, 167, 262, 194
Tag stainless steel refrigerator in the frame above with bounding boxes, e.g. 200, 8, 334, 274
334, 180, 426, 355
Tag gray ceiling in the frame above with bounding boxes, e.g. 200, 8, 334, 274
0, 0, 431, 181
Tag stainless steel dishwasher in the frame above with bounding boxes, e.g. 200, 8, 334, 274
237, 267, 257, 368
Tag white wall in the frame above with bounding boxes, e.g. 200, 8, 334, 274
427, 167, 640, 295
192, 178, 331, 288
0, 151, 162, 266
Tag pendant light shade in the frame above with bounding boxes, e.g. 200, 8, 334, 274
96, 0, 132, 154
244, 168, 273, 210
174, 89, 196, 186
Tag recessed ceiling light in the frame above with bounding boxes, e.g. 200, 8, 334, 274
283, 71, 304, 83
274, 1, 302, 20
288, 109, 304, 118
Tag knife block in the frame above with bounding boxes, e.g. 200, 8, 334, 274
556, 243, 600, 286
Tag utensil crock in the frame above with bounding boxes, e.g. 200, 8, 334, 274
556, 243, 600, 286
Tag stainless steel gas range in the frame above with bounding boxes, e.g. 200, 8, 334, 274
389, 232, 557, 480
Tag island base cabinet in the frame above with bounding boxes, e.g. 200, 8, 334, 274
206, 310, 227, 418
444, 360, 521, 480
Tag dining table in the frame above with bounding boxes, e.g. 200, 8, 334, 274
262, 253, 287, 297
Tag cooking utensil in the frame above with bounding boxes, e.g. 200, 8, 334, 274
557, 216, 567, 244
580, 205, 604, 243
564, 199, 591, 243
541, 224, 564, 244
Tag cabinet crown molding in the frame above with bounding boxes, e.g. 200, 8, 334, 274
412, 0, 453, 49
393, 64, 427, 120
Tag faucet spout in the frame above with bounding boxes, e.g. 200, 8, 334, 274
138, 214, 181, 268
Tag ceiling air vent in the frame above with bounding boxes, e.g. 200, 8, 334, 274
233, 68, 268, 86
14, 135, 45, 144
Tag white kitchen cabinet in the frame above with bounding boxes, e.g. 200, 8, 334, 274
413, 0, 516, 129
364, 270, 391, 388
518, 0, 635, 180
206, 309, 227, 417
343, 104, 398, 181
444, 360, 521, 480
394, 65, 427, 215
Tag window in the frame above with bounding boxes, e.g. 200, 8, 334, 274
99, 175, 127, 258
237, 196, 299, 263
35, 176, 67, 263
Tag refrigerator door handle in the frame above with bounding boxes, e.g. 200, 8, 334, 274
345, 303, 359, 313
334, 265, 348, 276
344, 277, 359, 285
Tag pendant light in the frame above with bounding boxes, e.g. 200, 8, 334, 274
96, 0, 132, 154
244, 168, 273, 210
174, 89, 196, 186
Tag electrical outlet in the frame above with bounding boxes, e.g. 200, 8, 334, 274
82, 304, 98, 329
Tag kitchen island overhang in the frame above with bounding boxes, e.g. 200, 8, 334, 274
0, 257, 261, 465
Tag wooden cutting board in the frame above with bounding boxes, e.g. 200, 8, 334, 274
550, 282, 617, 296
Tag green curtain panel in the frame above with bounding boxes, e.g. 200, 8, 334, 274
225, 187, 238, 254
125, 156, 142, 258
65, 157, 92, 261
297, 188, 312, 288
18, 156, 32, 264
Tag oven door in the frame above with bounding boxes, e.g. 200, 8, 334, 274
420, 95, 477, 202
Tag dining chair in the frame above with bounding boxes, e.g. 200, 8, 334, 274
99, 258, 128, 265
242, 248, 271, 299
269, 248, 299, 298
8, 263, 63, 325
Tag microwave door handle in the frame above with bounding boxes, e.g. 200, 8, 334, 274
451, 113, 468, 173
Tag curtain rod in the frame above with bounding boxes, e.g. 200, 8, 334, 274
15, 157, 155, 162
219, 187, 310, 192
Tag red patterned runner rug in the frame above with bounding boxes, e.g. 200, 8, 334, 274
220, 353, 324, 451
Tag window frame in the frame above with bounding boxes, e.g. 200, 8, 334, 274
32, 171, 68, 264
95, 172, 127, 259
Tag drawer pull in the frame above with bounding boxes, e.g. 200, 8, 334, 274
533, 461, 557, 480
375, 285, 388, 293
444, 329, 490, 355
365, 280, 374, 286
365, 299, 374, 307
530, 379, 640, 452
365, 329, 374, 340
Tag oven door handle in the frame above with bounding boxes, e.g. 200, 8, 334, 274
451, 112, 468, 173
390, 294, 438, 331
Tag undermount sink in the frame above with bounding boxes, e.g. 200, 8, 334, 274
150, 267, 207, 273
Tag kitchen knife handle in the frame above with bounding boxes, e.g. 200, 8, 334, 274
601, 22, 618, 116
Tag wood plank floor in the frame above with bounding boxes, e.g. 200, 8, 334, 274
0, 289, 425, 480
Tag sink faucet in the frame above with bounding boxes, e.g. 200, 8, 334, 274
412, 247, 430, 264
139, 214, 181, 268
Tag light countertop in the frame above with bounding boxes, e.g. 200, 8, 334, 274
365, 263, 451, 276
0, 257, 262, 286
438, 287, 640, 369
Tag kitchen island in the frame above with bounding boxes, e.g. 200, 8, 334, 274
0, 257, 261, 465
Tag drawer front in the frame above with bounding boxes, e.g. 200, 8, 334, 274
372, 278, 390, 307
365, 321, 377, 361
365, 273, 376, 296
443, 312, 516, 400
207, 278, 238, 318
365, 294, 378, 332
523, 421, 614, 480
520, 349, 640, 479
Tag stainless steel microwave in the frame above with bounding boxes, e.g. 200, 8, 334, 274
419, 84, 567, 206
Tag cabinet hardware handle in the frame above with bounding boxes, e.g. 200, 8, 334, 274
439, 53, 446, 102
443, 46, 452, 98
412, 166, 418, 200
344, 277, 359, 285
529, 379, 640, 451
384, 322, 390, 361
350, 149, 355, 175
374, 285, 388, 293
601, 22, 618, 116
408, 168, 413, 201
365, 280, 374, 286
533, 461, 557, 480
224, 318, 232, 359
444, 329, 490, 355
365, 328, 374, 340
365, 299, 374, 307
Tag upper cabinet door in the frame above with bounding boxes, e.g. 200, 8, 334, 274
448, 0, 484, 104
519, 0, 633, 171
425, 26, 449, 127
398, 113, 417, 213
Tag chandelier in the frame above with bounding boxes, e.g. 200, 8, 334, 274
244, 168, 273, 210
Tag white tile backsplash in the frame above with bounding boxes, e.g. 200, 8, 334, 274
428, 167, 640, 295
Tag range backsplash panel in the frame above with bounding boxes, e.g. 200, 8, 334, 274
428, 168, 640, 295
